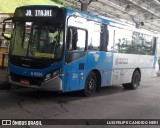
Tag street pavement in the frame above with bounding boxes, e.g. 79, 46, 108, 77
0, 68, 160, 128
0, 68, 10, 89
0, 76, 160, 128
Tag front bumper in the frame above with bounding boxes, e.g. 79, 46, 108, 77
6, 74, 62, 91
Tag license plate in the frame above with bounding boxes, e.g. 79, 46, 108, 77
20, 80, 30, 85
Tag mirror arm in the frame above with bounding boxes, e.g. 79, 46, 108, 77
2, 33, 10, 40
3, 17, 13, 22
2, 17, 13, 40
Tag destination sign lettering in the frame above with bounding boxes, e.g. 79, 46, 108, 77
14, 6, 64, 20
25, 10, 54, 17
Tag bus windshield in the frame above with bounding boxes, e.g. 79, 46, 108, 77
10, 22, 64, 59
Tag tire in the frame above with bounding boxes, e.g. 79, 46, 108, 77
123, 70, 140, 89
82, 71, 97, 97
122, 83, 130, 89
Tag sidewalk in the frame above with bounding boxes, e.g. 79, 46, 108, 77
0, 68, 10, 90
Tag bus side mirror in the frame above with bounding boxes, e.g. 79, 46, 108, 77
2, 17, 13, 40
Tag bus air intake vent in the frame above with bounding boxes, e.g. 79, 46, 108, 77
79, 63, 84, 70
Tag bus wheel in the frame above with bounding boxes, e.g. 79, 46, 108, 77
131, 70, 140, 89
122, 83, 130, 89
82, 72, 97, 97
123, 70, 140, 89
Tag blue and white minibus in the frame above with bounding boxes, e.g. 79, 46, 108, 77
2, 5, 157, 96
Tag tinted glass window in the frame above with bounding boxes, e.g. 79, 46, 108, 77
11, 22, 64, 58
88, 23, 100, 50
67, 28, 86, 51
114, 28, 132, 53
108, 26, 154, 55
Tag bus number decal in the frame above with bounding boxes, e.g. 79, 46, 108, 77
72, 74, 78, 79
31, 72, 43, 77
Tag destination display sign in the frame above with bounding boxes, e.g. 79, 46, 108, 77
14, 6, 64, 18
25, 9, 54, 17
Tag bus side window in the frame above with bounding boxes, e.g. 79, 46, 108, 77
100, 24, 108, 51
67, 27, 86, 51
114, 28, 132, 53
87, 21, 100, 51
72, 28, 78, 50
144, 34, 153, 55
66, 27, 87, 63
108, 25, 115, 52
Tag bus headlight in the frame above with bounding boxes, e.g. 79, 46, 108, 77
52, 69, 60, 77
45, 69, 60, 81
45, 73, 52, 80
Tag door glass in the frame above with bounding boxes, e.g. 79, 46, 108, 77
68, 28, 86, 51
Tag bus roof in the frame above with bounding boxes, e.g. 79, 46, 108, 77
14, 5, 159, 35
66, 7, 159, 35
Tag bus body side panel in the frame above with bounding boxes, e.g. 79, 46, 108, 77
62, 55, 88, 92
112, 53, 154, 85
62, 10, 89, 92
85, 52, 113, 87
64, 9, 115, 90
62, 51, 113, 92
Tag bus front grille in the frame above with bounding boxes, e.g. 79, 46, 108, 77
10, 72, 43, 85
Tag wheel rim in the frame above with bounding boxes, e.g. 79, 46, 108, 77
87, 76, 95, 90
85, 73, 97, 95
132, 72, 140, 88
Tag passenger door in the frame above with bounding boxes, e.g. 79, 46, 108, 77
65, 27, 88, 91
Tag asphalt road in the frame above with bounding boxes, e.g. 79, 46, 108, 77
0, 77, 160, 128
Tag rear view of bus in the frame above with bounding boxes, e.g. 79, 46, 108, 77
4, 6, 65, 91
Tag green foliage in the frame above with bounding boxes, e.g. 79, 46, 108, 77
52, 0, 64, 5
